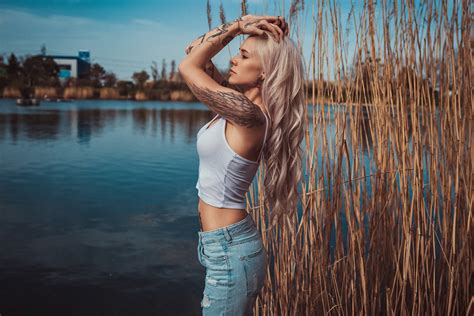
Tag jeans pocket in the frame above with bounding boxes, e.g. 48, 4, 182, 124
242, 245, 267, 297
197, 242, 205, 266
201, 244, 227, 265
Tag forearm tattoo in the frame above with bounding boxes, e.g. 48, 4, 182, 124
186, 19, 241, 55
204, 20, 236, 46
188, 82, 265, 128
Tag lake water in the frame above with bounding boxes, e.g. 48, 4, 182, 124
0, 99, 223, 315
0, 99, 374, 315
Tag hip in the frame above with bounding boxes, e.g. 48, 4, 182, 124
197, 214, 267, 312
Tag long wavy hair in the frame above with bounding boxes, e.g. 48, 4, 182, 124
249, 33, 306, 229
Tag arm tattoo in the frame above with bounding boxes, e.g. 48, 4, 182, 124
204, 21, 235, 46
186, 20, 238, 55
199, 33, 206, 44
188, 82, 265, 128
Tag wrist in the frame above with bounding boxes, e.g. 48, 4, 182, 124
231, 18, 243, 36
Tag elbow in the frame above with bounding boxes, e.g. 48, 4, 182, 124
178, 61, 191, 75
179, 61, 200, 76
178, 61, 186, 73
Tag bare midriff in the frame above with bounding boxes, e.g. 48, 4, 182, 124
198, 198, 248, 232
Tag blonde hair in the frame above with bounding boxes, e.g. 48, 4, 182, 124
249, 33, 306, 229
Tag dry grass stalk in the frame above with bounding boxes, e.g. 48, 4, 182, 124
235, 0, 471, 314
63, 87, 94, 99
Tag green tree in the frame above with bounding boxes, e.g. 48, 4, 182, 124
150, 61, 158, 82
7, 53, 22, 86
88, 63, 106, 88
160, 58, 167, 81
169, 59, 176, 81
22, 55, 60, 87
132, 70, 149, 90
0, 56, 8, 92
40, 44, 47, 56
103, 71, 117, 88
117, 80, 134, 97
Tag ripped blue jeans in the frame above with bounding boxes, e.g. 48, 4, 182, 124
197, 213, 267, 315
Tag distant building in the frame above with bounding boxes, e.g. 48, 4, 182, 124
48, 50, 91, 80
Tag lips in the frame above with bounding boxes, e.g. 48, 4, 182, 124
230, 69, 236, 74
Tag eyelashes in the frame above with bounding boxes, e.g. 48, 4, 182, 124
233, 52, 248, 60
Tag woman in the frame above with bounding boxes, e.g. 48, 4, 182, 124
179, 14, 305, 315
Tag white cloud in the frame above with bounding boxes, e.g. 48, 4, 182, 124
0, 8, 193, 80
0, 6, 317, 80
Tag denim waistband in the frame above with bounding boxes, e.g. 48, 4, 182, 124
198, 213, 256, 244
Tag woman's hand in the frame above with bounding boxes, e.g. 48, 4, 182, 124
236, 15, 289, 42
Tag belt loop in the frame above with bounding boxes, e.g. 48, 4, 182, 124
223, 227, 232, 242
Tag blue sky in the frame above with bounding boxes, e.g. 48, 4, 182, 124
0, 0, 318, 80
0, 0, 440, 81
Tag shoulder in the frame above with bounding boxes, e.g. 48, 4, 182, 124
179, 64, 266, 129
227, 109, 268, 145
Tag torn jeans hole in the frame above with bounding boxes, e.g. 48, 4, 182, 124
206, 275, 218, 286
201, 294, 211, 308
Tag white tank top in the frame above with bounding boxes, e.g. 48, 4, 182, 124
195, 112, 269, 209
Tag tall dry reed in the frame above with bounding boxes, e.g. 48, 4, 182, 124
63, 87, 94, 99
34, 87, 58, 99
2, 87, 21, 98
235, 0, 471, 315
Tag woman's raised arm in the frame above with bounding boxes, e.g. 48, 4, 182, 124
185, 47, 238, 91
180, 19, 241, 69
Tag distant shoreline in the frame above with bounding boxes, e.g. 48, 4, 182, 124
2, 86, 197, 102
0, 96, 377, 107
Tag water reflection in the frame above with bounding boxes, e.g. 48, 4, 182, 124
0, 99, 217, 315
0, 103, 215, 145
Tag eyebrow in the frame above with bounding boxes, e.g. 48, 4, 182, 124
239, 48, 250, 54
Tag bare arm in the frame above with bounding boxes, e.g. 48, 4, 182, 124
179, 19, 264, 128
181, 19, 241, 68
185, 48, 238, 91
187, 82, 264, 128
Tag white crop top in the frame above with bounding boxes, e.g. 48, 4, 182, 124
195, 112, 269, 209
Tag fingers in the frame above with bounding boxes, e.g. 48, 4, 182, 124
277, 16, 289, 36
269, 22, 284, 42
266, 16, 289, 38
260, 21, 283, 42
242, 15, 289, 40
280, 18, 289, 36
